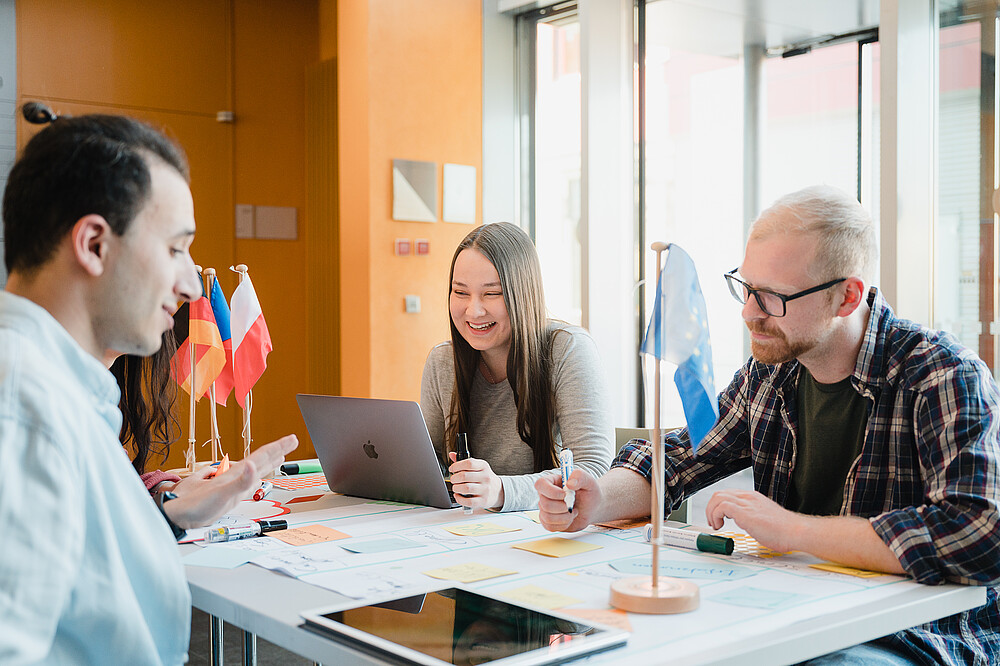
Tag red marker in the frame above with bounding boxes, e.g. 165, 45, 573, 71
252, 480, 273, 502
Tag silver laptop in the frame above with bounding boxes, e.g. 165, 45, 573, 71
296, 394, 457, 509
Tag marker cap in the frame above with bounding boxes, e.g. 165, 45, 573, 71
257, 519, 288, 533
695, 533, 735, 555
456, 433, 470, 460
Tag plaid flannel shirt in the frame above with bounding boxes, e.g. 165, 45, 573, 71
616, 288, 1000, 665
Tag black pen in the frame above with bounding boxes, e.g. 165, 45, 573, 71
456, 433, 473, 515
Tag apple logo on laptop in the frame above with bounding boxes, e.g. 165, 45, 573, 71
363, 440, 378, 459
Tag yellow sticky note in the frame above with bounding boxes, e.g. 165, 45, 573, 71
422, 562, 516, 583
268, 524, 350, 546
809, 563, 884, 578
523, 510, 541, 523
499, 584, 582, 610
445, 522, 521, 537
512, 537, 602, 558
563, 608, 633, 631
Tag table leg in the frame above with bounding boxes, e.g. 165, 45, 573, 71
242, 630, 257, 666
210, 614, 224, 665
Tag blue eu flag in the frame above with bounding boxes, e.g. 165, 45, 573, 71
641, 244, 719, 452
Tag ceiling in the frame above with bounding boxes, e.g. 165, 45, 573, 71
645, 0, 881, 58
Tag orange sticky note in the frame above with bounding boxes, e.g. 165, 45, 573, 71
287, 494, 325, 504
206, 454, 230, 479
268, 524, 350, 546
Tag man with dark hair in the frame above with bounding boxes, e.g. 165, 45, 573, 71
537, 186, 1000, 665
0, 110, 294, 663
4, 112, 191, 277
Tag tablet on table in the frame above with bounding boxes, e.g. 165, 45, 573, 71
300, 585, 629, 665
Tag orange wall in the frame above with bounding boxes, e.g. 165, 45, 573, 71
319, 0, 337, 61
17, 0, 232, 113
231, 2, 317, 456
16, 0, 319, 469
337, 0, 483, 401
335, 0, 372, 398
14, 0, 484, 467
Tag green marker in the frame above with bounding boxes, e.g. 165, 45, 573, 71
645, 524, 735, 556
280, 460, 323, 475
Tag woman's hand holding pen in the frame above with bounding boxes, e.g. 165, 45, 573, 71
535, 468, 601, 533
448, 451, 505, 510
161, 435, 298, 529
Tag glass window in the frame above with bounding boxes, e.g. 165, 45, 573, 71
642, 1, 879, 426
762, 43, 861, 205
528, 10, 582, 325
521, 1, 883, 426
935, 3, 996, 374
642, 8, 744, 424
860, 40, 881, 226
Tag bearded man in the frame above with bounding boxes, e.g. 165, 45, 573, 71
536, 185, 1000, 665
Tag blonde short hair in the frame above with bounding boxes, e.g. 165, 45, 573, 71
750, 185, 878, 283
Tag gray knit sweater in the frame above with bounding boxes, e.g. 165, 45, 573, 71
419, 324, 613, 511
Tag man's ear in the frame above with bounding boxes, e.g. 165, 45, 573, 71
835, 277, 866, 317
70, 214, 113, 277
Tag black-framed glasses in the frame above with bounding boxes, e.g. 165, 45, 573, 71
724, 268, 846, 317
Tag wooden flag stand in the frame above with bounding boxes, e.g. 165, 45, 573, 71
182, 265, 226, 474
175, 261, 268, 474
609, 242, 700, 614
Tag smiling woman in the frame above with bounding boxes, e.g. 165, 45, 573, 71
420, 222, 613, 512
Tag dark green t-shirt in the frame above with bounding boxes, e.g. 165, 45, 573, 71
788, 369, 868, 516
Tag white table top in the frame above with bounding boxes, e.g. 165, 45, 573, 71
182, 482, 986, 665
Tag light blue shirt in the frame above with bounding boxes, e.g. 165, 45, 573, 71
0, 292, 190, 665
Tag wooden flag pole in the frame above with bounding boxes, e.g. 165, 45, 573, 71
234, 263, 252, 460
649, 242, 667, 592
610, 242, 699, 614
186, 264, 203, 472
208, 385, 220, 463
204, 268, 222, 464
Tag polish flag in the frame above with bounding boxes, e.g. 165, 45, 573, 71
230, 274, 272, 409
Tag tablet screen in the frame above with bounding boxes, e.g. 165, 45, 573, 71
305, 587, 625, 665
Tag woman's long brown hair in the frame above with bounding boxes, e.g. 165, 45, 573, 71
112, 331, 180, 474
444, 222, 559, 472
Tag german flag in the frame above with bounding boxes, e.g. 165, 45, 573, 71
170, 289, 227, 400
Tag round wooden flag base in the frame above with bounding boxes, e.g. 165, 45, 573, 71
167, 461, 214, 478
610, 576, 700, 614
